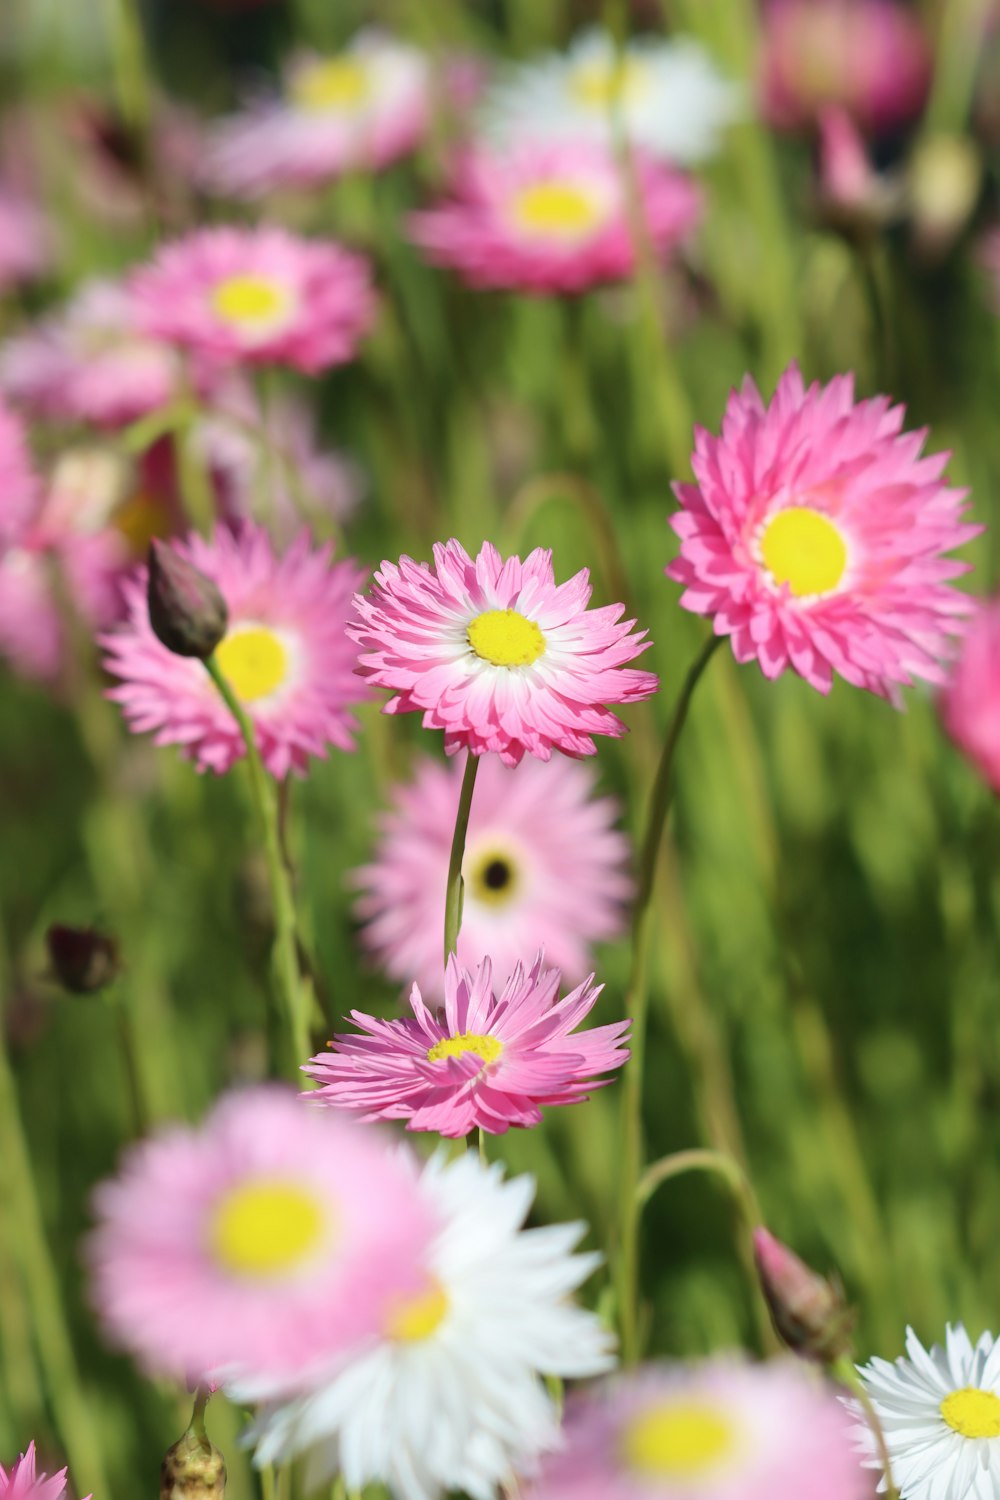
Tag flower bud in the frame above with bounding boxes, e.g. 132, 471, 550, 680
147, 538, 228, 659
753, 1226, 855, 1362
160, 1423, 226, 1500
907, 134, 982, 260
45, 923, 120, 995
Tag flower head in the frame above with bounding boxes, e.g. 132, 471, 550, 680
131, 226, 375, 374
667, 364, 978, 702
855, 1324, 1000, 1500
351, 539, 657, 765
480, 28, 742, 165
102, 524, 368, 776
408, 140, 700, 296
353, 753, 631, 1002
245, 1150, 615, 1500
306, 950, 629, 1137
88, 1086, 437, 1395
940, 597, 1000, 793
0, 1443, 88, 1500
528, 1359, 868, 1500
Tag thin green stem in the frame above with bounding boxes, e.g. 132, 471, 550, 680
175, 422, 216, 538
100, 0, 152, 138
616, 633, 722, 1365
205, 656, 312, 1076
832, 1356, 899, 1500
443, 751, 480, 967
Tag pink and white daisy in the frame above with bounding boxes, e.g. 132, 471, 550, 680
666, 364, 979, 702
202, 31, 432, 199
101, 523, 368, 776
0, 1443, 88, 1500
0, 279, 185, 429
408, 139, 701, 295
130, 226, 376, 374
526, 1358, 868, 1500
353, 754, 631, 1002
940, 597, 1000, 794
87, 1086, 437, 1395
351, 539, 658, 765
0, 190, 51, 296
305, 950, 629, 1137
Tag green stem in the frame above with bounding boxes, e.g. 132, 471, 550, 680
175, 421, 216, 538
204, 657, 311, 1076
442, 751, 480, 967
615, 633, 722, 1365
100, 0, 152, 138
832, 1356, 899, 1500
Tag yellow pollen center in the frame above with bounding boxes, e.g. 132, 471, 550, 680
292, 57, 371, 112
570, 57, 649, 109
622, 1401, 737, 1479
215, 626, 289, 702
426, 1032, 504, 1066
467, 609, 545, 668
512, 181, 602, 239
940, 1388, 1000, 1439
384, 1280, 451, 1343
760, 506, 848, 597
467, 848, 520, 907
209, 1180, 326, 1278
212, 275, 289, 329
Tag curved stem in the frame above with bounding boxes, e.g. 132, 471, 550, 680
443, 751, 480, 967
832, 1356, 899, 1500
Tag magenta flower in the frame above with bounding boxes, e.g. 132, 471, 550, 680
305, 951, 630, 1137
0, 1444, 88, 1500
353, 753, 631, 1002
351, 539, 658, 765
102, 524, 368, 776
940, 597, 1000, 794
409, 139, 700, 295
131, 226, 375, 374
667, 364, 979, 701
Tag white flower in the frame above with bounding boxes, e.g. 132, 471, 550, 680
243, 1152, 616, 1500
855, 1324, 1000, 1500
479, 28, 743, 166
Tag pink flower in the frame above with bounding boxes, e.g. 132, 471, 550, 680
102, 524, 368, 776
525, 1359, 869, 1500
666, 364, 978, 701
0, 191, 51, 295
351, 539, 658, 765
353, 754, 631, 1002
0, 279, 185, 429
761, 0, 932, 135
940, 596, 1000, 793
0, 397, 39, 544
202, 32, 432, 199
305, 951, 629, 1136
408, 139, 701, 295
0, 1443, 88, 1500
87, 1086, 438, 1396
130, 226, 376, 374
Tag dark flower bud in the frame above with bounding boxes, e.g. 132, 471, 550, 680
147, 539, 228, 659
45, 924, 120, 995
753, 1226, 855, 1363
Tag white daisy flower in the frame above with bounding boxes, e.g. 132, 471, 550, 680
242, 1152, 616, 1500
855, 1323, 1000, 1500
479, 28, 743, 167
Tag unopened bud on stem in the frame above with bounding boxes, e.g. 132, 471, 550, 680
147, 539, 228, 660
45, 923, 120, 995
161, 1389, 226, 1500
753, 1226, 855, 1363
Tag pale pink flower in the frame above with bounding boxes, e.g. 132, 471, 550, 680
353, 754, 631, 1002
0, 279, 185, 429
130, 226, 375, 374
87, 1086, 438, 1396
0, 191, 51, 295
351, 539, 658, 765
0, 1442, 88, 1500
305, 951, 629, 1137
408, 139, 701, 295
102, 523, 368, 776
666, 364, 978, 701
526, 1359, 869, 1500
940, 597, 1000, 793
761, 0, 932, 135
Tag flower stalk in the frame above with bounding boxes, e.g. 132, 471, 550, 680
443, 750, 480, 966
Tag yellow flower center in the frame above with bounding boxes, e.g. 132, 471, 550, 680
209, 1179, 327, 1278
211, 274, 290, 330
426, 1032, 504, 1066
570, 57, 649, 109
215, 626, 289, 703
760, 506, 848, 597
292, 57, 371, 113
940, 1388, 1000, 1439
384, 1280, 451, 1343
467, 608, 545, 667
621, 1401, 737, 1479
512, 182, 603, 240
467, 848, 520, 908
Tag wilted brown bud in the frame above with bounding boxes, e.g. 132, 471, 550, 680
753, 1226, 855, 1363
160, 1424, 226, 1500
148, 539, 228, 660
45, 924, 120, 995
